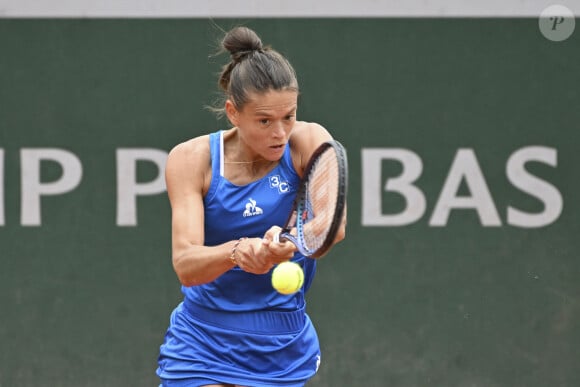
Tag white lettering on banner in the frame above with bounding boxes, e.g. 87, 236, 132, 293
429, 149, 501, 227
20, 148, 83, 226
0, 149, 4, 226
361, 146, 562, 228
506, 146, 563, 228
116, 148, 168, 226
0, 146, 563, 228
362, 148, 426, 226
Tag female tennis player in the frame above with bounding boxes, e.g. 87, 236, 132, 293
156, 26, 347, 387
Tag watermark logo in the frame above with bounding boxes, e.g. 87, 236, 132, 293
539, 5, 575, 42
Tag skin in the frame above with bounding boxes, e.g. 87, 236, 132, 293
164, 89, 347, 386
166, 89, 345, 286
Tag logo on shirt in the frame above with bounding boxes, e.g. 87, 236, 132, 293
269, 175, 291, 194
243, 198, 263, 217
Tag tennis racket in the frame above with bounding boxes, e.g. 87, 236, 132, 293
274, 140, 348, 258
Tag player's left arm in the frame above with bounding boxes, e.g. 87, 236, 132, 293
290, 121, 347, 252
289, 121, 333, 177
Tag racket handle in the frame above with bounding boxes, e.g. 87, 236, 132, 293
274, 231, 291, 244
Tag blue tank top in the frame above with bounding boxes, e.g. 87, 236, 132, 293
181, 131, 317, 312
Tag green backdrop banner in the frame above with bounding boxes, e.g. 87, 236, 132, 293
1, 19, 578, 386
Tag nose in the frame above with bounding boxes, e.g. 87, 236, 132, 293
271, 121, 285, 138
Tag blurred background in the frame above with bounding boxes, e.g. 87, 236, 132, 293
1, 1, 579, 386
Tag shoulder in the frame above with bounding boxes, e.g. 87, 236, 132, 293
289, 121, 334, 174
166, 135, 212, 190
290, 121, 331, 144
167, 135, 211, 168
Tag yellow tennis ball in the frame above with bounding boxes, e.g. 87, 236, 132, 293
272, 261, 304, 295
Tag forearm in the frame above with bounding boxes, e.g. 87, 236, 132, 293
310, 208, 347, 259
172, 241, 237, 287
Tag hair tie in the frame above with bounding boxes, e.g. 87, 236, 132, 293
232, 47, 264, 63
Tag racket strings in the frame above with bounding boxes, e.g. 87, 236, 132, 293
302, 148, 339, 251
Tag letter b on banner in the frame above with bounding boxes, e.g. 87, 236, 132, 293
362, 148, 426, 226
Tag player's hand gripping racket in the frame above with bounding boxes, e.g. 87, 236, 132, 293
274, 140, 348, 258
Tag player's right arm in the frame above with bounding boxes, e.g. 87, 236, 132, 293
165, 136, 237, 286
166, 135, 296, 284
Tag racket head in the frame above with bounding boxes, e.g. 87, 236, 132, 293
279, 140, 348, 258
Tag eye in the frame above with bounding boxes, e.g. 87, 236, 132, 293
259, 119, 270, 125
284, 114, 295, 121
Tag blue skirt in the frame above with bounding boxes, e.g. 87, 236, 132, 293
157, 300, 321, 387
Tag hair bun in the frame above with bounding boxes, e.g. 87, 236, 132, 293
214, 25, 298, 110
222, 26, 264, 60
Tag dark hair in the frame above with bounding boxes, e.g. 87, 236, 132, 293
214, 27, 298, 115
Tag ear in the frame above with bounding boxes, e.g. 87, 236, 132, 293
225, 100, 239, 126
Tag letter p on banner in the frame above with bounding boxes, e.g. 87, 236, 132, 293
20, 148, 83, 226
116, 148, 167, 226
